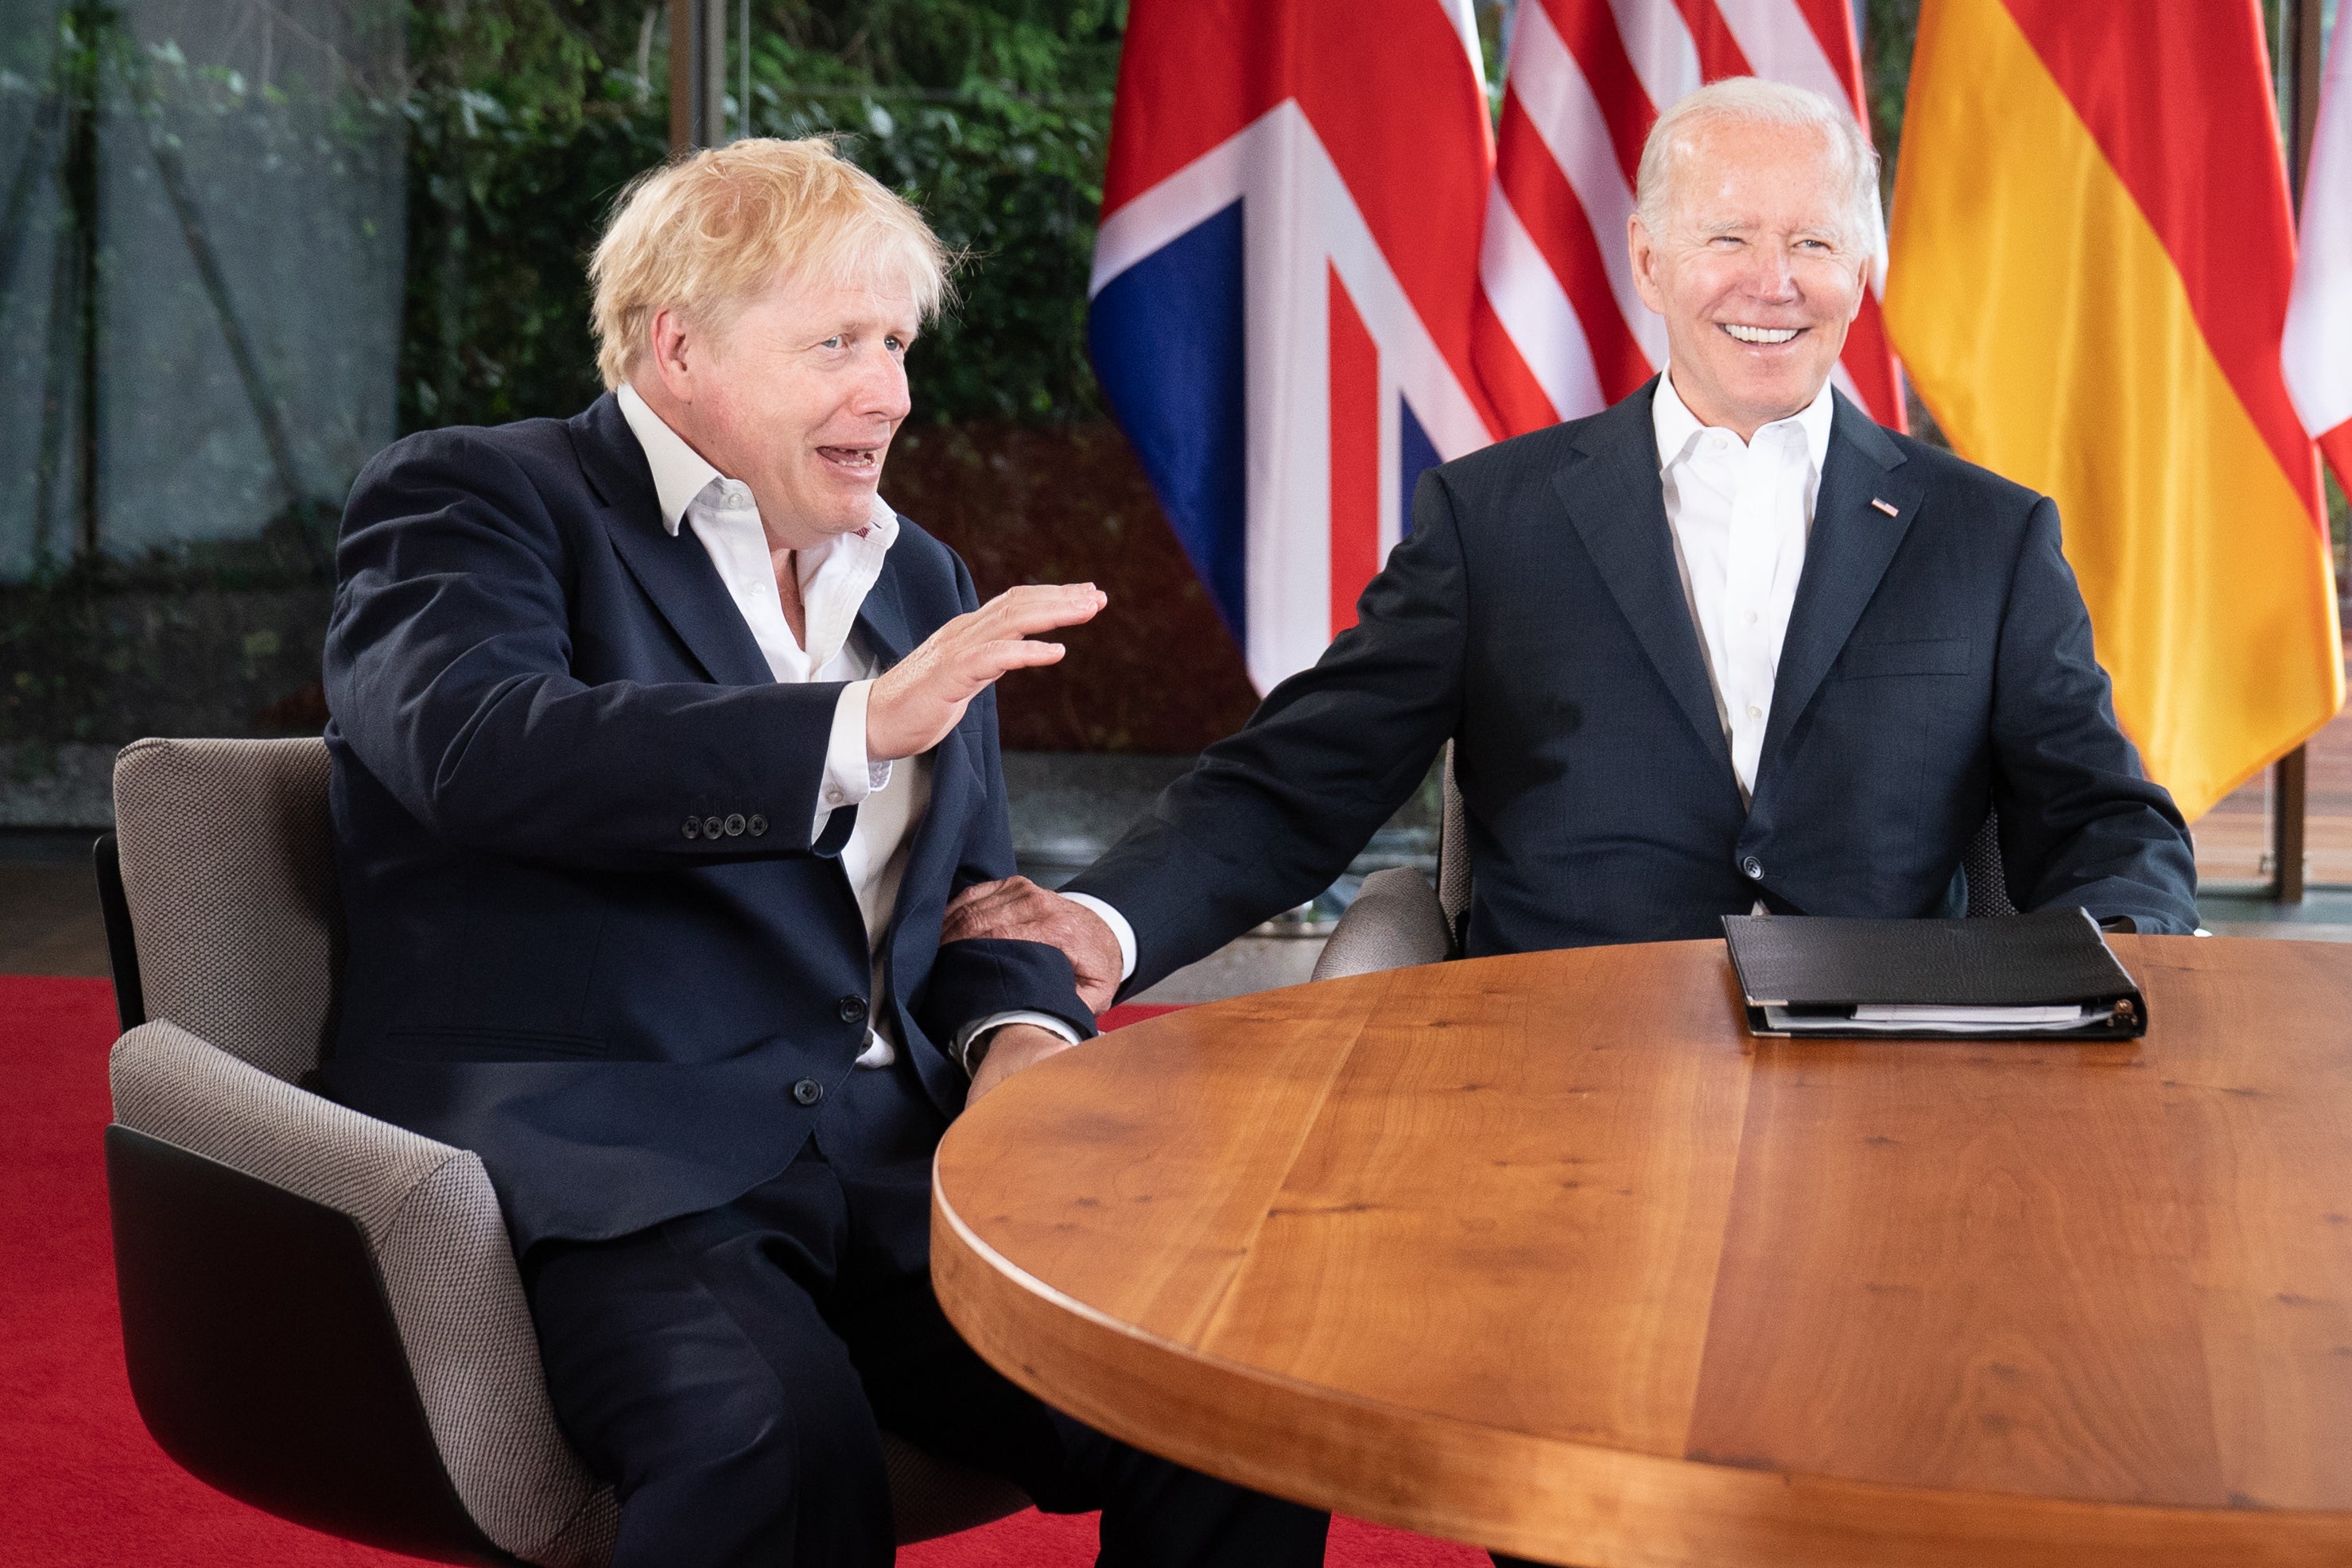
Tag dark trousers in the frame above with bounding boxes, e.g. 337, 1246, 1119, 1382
522, 1056, 1330, 1568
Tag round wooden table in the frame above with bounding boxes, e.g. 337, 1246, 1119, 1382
932, 937, 2352, 1566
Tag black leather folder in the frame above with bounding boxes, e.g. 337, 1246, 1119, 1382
1721, 908, 2147, 1039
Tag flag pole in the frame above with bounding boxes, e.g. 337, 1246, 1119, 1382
2272, 0, 2324, 904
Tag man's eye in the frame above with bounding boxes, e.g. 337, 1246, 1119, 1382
821, 336, 844, 349
885, 336, 906, 353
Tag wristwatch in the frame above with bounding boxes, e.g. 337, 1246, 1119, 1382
953, 1025, 996, 1077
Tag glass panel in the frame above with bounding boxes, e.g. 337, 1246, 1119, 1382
2197, 634, 2352, 891
99, 0, 407, 565
2195, 764, 2274, 888
2311, 631, 2352, 887
0, 0, 404, 584
0, 0, 74, 578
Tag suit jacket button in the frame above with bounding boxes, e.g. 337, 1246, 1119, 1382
682, 817, 701, 840
747, 813, 768, 836
703, 816, 724, 839
837, 995, 868, 1024
724, 813, 746, 836
792, 1078, 824, 1106
1741, 856, 1764, 880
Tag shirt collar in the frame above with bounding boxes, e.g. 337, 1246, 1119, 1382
615, 380, 902, 550
617, 382, 724, 534
1652, 369, 1836, 478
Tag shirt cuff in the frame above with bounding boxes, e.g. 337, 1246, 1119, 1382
1058, 891, 1137, 982
813, 680, 893, 837
951, 1009, 1082, 1075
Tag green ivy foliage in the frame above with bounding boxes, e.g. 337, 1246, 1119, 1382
398, 0, 1124, 434
1861, 0, 1919, 204
749, 4, 1123, 423
398, 0, 669, 430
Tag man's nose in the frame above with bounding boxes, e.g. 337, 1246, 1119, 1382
1744, 248, 1800, 299
856, 345, 912, 423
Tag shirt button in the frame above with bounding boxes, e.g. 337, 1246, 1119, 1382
1743, 610, 1758, 626
747, 813, 768, 837
1742, 856, 1765, 880
837, 996, 868, 1024
702, 816, 724, 839
1747, 704, 1764, 720
825, 788, 844, 806
681, 816, 701, 840
792, 1078, 824, 1106
724, 813, 746, 836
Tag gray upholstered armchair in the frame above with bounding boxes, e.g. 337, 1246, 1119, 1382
98, 736, 1027, 1566
1310, 742, 2019, 982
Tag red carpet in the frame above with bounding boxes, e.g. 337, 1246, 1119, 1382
2, 980, 1481, 1566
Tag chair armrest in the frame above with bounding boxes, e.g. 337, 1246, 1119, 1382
1311, 867, 1454, 981
109, 1021, 619, 1568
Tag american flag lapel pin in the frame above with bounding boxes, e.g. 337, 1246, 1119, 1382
1870, 497, 1900, 518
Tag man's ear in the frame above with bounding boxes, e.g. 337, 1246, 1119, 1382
646, 305, 697, 405
1628, 215, 1667, 315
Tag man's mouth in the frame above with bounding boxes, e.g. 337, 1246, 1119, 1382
1720, 324, 1803, 345
817, 445, 881, 475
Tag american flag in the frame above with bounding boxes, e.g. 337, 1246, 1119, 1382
1471, 0, 1906, 436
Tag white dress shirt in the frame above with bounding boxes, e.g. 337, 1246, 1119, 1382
619, 385, 1076, 1066
1653, 370, 1834, 800
1069, 372, 1838, 985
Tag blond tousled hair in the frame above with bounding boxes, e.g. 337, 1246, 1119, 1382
589, 136, 953, 391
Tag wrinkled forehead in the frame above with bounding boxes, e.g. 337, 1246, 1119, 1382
711, 259, 926, 339
1663, 118, 1849, 230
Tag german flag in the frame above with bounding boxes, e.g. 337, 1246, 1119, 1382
1886, 0, 2342, 821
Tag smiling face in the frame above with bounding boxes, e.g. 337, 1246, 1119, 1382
638, 273, 918, 550
1628, 117, 1869, 439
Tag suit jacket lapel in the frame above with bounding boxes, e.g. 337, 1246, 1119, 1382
1553, 380, 1738, 782
874, 542, 981, 959
1756, 393, 1924, 785
852, 525, 917, 671
569, 394, 772, 688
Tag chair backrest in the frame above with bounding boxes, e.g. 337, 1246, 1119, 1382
1427, 740, 2017, 926
112, 737, 341, 1084
1960, 809, 2017, 918
1434, 742, 1469, 948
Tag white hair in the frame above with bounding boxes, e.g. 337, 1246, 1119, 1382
1633, 77, 1882, 251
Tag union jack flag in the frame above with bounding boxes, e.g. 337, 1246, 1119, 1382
1088, 0, 1502, 693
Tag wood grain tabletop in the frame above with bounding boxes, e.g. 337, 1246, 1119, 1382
932, 936, 2352, 1566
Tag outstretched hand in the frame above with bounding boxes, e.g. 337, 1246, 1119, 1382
941, 875, 1122, 1014
867, 583, 1106, 762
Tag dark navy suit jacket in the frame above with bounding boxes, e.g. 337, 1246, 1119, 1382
318, 394, 1090, 1250
1065, 381, 2198, 992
